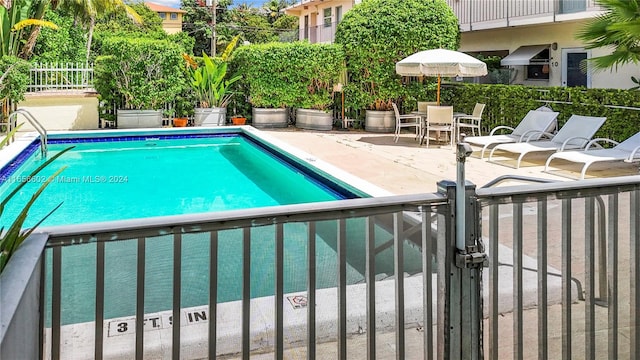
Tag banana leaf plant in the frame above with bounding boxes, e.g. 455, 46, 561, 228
1, 0, 58, 57
0, 129, 72, 272
183, 35, 242, 108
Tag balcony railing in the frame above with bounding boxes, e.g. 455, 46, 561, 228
446, 0, 604, 31
301, 21, 339, 44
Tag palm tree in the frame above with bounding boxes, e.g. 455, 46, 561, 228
59, 0, 141, 62
576, 0, 640, 70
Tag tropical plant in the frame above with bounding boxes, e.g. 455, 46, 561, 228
0, 133, 72, 273
576, 0, 640, 71
334, 0, 459, 112
183, 34, 242, 108
1, 0, 58, 58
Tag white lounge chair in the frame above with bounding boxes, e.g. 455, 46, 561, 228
488, 114, 607, 168
544, 131, 640, 179
464, 109, 559, 158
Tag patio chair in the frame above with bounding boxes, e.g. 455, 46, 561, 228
392, 103, 422, 143
544, 131, 640, 179
422, 105, 454, 148
455, 103, 485, 140
488, 114, 607, 168
417, 101, 438, 113
464, 109, 560, 158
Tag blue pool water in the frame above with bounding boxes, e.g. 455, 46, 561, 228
0, 131, 424, 325
0, 134, 357, 227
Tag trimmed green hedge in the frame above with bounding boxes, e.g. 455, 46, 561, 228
441, 84, 640, 142
231, 42, 345, 111
334, 0, 459, 111
94, 37, 188, 110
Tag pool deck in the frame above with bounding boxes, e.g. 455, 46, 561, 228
249, 127, 637, 359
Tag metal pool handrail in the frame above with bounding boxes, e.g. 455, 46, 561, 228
8, 109, 48, 157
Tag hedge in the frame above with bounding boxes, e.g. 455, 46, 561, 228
231, 42, 345, 111
334, 0, 459, 111
441, 84, 640, 142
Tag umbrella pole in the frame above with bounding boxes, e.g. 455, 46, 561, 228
437, 75, 441, 105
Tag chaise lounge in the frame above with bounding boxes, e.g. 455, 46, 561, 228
544, 131, 640, 179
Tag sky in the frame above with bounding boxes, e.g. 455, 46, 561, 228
151, 0, 271, 10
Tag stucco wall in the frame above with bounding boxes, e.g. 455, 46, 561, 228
16, 92, 100, 131
459, 21, 636, 89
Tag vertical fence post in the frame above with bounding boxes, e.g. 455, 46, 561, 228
437, 142, 486, 360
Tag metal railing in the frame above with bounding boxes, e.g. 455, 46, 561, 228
447, 0, 604, 30
42, 192, 450, 359
27, 62, 94, 93
28, 148, 640, 359
477, 175, 640, 359
301, 21, 339, 44
8, 109, 47, 156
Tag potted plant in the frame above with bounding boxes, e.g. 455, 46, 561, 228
94, 37, 188, 129
171, 95, 193, 127
231, 43, 297, 129
184, 36, 242, 127
334, 0, 459, 133
230, 115, 246, 125
292, 44, 344, 131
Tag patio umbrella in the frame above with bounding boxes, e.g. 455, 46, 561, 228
396, 49, 488, 105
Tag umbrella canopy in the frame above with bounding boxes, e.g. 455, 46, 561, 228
396, 49, 488, 104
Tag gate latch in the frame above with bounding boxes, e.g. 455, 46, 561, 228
455, 245, 488, 268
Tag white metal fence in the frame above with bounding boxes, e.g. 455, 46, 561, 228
27, 62, 94, 93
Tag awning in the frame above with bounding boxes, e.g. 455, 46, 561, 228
501, 45, 550, 66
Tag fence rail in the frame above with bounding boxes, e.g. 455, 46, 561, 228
27, 62, 94, 93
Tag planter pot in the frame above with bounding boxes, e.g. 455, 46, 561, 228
173, 117, 188, 127
365, 110, 395, 133
252, 108, 288, 128
295, 108, 333, 131
231, 117, 247, 125
194, 107, 226, 126
116, 110, 163, 129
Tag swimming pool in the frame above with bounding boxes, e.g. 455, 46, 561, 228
0, 127, 424, 325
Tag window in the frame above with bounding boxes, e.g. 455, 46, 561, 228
336, 6, 343, 23
159, 12, 166, 19
170, 12, 178, 20
526, 64, 550, 80
525, 48, 550, 80
323, 8, 332, 28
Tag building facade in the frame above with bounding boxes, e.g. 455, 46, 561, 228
284, 0, 361, 44
145, 2, 186, 35
447, 0, 637, 89
284, 0, 637, 90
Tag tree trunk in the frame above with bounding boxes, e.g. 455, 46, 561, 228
18, 26, 41, 59
85, 16, 95, 63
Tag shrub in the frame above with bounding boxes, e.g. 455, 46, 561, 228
93, 37, 188, 110
231, 42, 345, 110
442, 83, 640, 142
0, 56, 30, 102
334, 0, 459, 111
